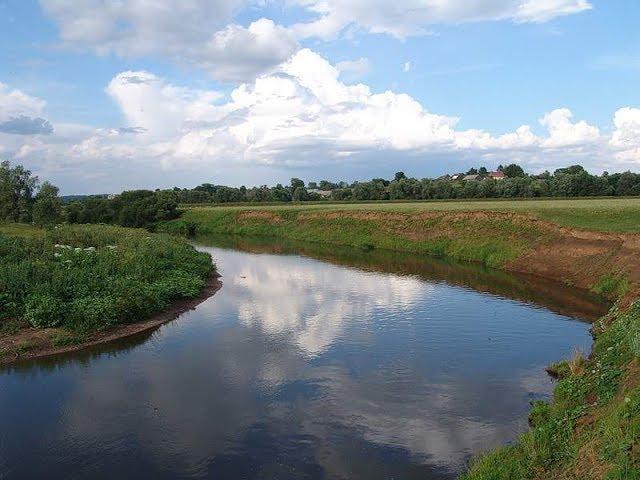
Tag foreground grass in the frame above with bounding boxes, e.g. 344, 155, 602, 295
0, 224, 214, 340
181, 197, 640, 233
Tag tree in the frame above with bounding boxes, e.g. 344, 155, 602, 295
554, 165, 586, 176
502, 164, 525, 178
319, 180, 337, 190
290, 178, 305, 190
478, 167, 488, 176
394, 171, 406, 181
292, 186, 308, 201
0, 160, 39, 222
32, 182, 62, 225
466, 167, 478, 175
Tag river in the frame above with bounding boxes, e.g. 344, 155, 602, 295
0, 236, 609, 479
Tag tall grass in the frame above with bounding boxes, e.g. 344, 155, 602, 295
0, 224, 214, 333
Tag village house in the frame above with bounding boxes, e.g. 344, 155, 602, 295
489, 171, 506, 180
463, 174, 480, 181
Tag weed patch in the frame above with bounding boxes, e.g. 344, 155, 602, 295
0, 224, 214, 334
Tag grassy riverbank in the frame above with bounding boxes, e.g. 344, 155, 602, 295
162, 199, 640, 479
178, 197, 640, 233
0, 223, 215, 363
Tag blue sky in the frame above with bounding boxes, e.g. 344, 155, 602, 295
0, 0, 639, 194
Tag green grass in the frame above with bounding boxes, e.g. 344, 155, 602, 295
161, 203, 556, 269
594, 275, 631, 300
0, 224, 214, 334
51, 330, 87, 347
180, 197, 640, 232
0, 223, 45, 238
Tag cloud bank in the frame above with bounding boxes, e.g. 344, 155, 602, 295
41, 0, 592, 81
2, 49, 638, 192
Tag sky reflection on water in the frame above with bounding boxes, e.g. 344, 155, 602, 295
0, 239, 608, 479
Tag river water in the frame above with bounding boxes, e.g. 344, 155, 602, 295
0, 236, 609, 480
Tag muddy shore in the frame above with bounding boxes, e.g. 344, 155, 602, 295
0, 274, 222, 366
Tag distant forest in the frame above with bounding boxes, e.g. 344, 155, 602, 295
169, 164, 640, 204
2, 161, 640, 230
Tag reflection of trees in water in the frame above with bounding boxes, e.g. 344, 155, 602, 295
198, 234, 609, 322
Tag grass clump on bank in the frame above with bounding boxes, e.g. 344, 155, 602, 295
0, 224, 214, 338
462, 301, 640, 480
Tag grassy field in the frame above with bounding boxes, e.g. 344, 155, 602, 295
0, 223, 46, 238
182, 197, 640, 233
162, 198, 640, 272
164, 206, 550, 269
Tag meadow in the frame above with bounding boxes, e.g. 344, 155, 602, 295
181, 197, 640, 233
0, 224, 214, 357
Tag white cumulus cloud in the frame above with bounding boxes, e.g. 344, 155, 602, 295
3, 48, 639, 192
289, 0, 592, 40
40, 0, 297, 82
0, 82, 46, 121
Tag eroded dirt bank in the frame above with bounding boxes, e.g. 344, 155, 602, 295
169, 209, 640, 303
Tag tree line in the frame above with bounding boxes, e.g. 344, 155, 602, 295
2, 161, 640, 229
0, 161, 179, 228
171, 164, 640, 203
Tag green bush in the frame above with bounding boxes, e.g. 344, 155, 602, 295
24, 293, 66, 328
0, 224, 214, 333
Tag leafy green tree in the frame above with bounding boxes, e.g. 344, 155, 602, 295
319, 180, 338, 190
32, 182, 62, 226
554, 165, 586, 175
290, 178, 305, 190
394, 171, 406, 181
292, 186, 308, 201
502, 164, 525, 178
0, 161, 39, 222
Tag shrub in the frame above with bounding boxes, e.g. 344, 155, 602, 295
0, 224, 214, 334
24, 293, 66, 328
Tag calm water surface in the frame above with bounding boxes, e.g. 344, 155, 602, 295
0, 237, 609, 480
